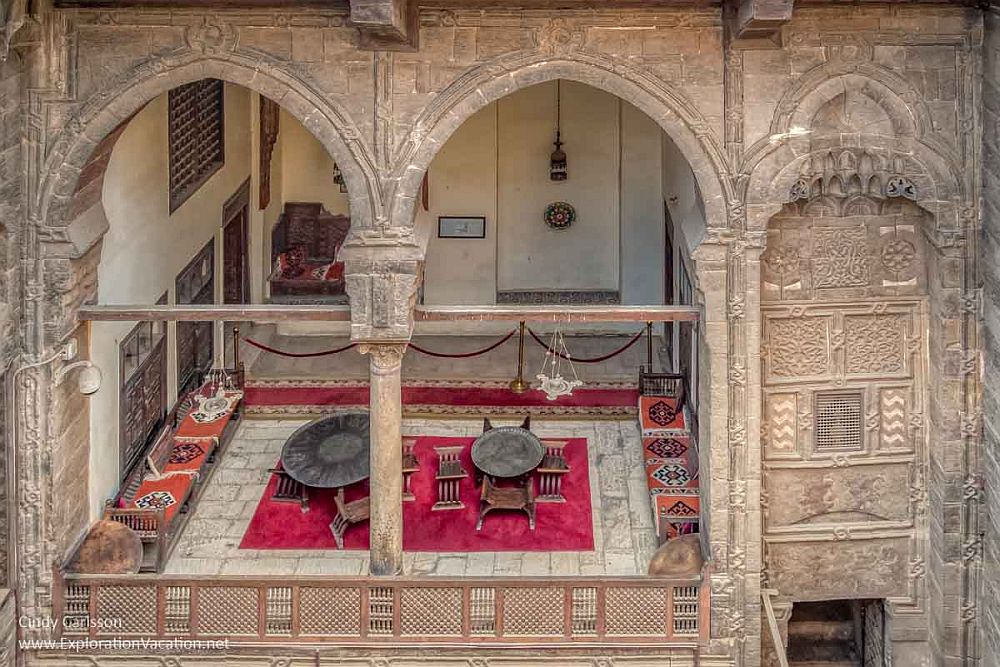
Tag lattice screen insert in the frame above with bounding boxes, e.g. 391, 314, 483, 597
814, 391, 864, 451
168, 79, 225, 212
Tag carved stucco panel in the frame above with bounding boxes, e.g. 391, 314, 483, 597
764, 316, 831, 380
766, 538, 910, 601
812, 226, 871, 289
843, 314, 906, 376
765, 464, 912, 528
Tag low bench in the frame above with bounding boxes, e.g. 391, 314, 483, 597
103, 386, 242, 572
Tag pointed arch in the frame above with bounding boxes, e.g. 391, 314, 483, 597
38, 54, 379, 257
386, 52, 734, 238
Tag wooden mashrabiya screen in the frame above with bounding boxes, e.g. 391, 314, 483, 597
58, 575, 707, 643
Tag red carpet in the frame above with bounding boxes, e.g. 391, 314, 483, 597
243, 379, 637, 418
239, 436, 593, 552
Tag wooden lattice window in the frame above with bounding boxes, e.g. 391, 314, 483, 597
119, 318, 168, 477
814, 390, 864, 451
169, 79, 225, 212
175, 239, 215, 397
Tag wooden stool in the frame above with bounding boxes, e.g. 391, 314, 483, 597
536, 440, 570, 503
268, 468, 309, 512
329, 488, 370, 549
402, 437, 420, 502
433, 445, 467, 511
477, 476, 536, 530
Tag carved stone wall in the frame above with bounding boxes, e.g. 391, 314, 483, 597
761, 196, 930, 613
981, 9, 1000, 667
0, 3, 986, 667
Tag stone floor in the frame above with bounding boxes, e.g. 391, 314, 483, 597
166, 417, 657, 577
243, 327, 672, 383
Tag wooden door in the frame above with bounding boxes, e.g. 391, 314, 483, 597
223, 204, 249, 305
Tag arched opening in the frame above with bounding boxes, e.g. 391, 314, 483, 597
78, 78, 357, 522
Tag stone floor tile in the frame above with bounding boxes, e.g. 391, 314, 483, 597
493, 553, 523, 576
434, 556, 467, 576
550, 552, 581, 576
520, 552, 551, 576
164, 558, 224, 575
464, 552, 496, 576
221, 558, 296, 575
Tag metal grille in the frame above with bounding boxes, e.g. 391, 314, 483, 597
400, 587, 463, 636
164, 586, 190, 633
97, 586, 157, 635
266, 587, 292, 636
571, 587, 597, 636
605, 587, 666, 636
368, 587, 394, 636
502, 587, 564, 636
299, 587, 360, 636
197, 587, 258, 636
815, 391, 864, 450
469, 587, 496, 636
672, 586, 699, 636
168, 79, 225, 212
62, 584, 90, 636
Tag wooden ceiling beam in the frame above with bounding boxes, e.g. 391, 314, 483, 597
732, 0, 794, 44
349, 0, 418, 50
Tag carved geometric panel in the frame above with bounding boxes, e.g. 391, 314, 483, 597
812, 226, 871, 288
844, 315, 906, 375
765, 464, 912, 528
765, 392, 798, 456
766, 316, 831, 378
766, 537, 910, 601
879, 388, 909, 450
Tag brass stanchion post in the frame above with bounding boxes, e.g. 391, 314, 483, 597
233, 326, 241, 370
509, 321, 528, 393
646, 321, 653, 370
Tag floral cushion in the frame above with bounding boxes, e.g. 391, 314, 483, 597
274, 246, 307, 279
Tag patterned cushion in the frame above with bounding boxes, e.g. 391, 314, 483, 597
308, 261, 345, 282
643, 436, 691, 461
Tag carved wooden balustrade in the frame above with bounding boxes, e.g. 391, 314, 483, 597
56, 573, 708, 646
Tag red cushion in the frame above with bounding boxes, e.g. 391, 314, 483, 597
309, 261, 345, 282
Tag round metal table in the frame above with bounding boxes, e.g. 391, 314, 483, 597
280, 412, 371, 488
471, 426, 545, 479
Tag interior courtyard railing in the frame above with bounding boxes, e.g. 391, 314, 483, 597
56, 573, 708, 645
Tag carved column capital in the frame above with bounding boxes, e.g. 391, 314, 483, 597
343, 258, 422, 342
358, 342, 408, 374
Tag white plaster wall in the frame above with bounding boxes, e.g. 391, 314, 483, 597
278, 108, 349, 216
420, 104, 498, 305
88, 83, 252, 520
496, 81, 620, 291
661, 132, 706, 259
416, 81, 665, 335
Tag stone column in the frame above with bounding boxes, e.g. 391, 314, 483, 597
359, 342, 407, 576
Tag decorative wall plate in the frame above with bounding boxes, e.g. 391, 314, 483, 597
544, 201, 575, 230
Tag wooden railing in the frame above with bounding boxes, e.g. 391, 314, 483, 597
57, 574, 708, 645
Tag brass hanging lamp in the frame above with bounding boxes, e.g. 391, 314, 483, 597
549, 80, 567, 181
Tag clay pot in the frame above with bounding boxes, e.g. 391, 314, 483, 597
647, 534, 704, 576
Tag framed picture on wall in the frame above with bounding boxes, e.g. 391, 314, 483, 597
438, 216, 486, 239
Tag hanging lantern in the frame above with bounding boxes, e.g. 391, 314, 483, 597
549, 81, 567, 181
332, 162, 348, 193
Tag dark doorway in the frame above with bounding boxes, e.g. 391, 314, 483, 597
222, 180, 251, 305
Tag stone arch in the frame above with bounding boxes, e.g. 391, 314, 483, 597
387, 53, 733, 238
744, 70, 963, 233
38, 54, 379, 258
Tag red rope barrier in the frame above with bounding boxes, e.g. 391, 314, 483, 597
243, 337, 356, 358
527, 327, 645, 364
408, 330, 517, 358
